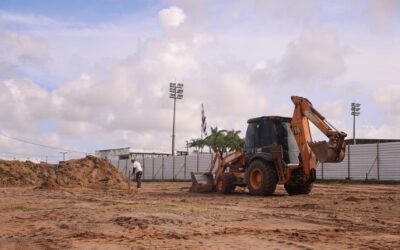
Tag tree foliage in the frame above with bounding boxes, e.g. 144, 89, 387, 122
189, 126, 244, 153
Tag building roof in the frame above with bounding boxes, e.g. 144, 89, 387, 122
345, 139, 400, 145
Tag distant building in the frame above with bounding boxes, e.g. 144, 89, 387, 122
345, 139, 400, 145
95, 147, 170, 161
95, 147, 171, 177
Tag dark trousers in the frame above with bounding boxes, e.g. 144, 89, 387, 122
136, 171, 142, 188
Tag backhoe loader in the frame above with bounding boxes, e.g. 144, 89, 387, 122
190, 96, 347, 195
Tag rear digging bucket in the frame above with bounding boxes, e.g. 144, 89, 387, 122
309, 141, 346, 163
190, 172, 214, 193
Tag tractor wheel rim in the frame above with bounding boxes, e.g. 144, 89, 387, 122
250, 169, 262, 189
217, 179, 223, 190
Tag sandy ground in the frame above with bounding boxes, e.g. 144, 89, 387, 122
0, 182, 399, 250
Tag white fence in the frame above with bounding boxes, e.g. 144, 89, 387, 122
111, 153, 214, 180
317, 142, 400, 181
111, 142, 400, 181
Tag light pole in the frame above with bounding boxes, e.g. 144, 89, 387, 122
351, 103, 361, 145
169, 83, 184, 156
60, 151, 68, 161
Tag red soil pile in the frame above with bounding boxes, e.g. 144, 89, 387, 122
0, 155, 127, 189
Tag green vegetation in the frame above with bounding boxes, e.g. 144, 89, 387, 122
189, 126, 244, 153
0, 203, 31, 211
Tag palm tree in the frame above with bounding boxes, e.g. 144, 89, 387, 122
205, 126, 227, 152
188, 138, 206, 152
225, 129, 245, 151
189, 127, 244, 153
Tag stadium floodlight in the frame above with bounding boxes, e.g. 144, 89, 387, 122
169, 83, 184, 156
351, 103, 361, 145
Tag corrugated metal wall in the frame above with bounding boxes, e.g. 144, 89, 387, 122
114, 142, 400, 181
317, 142, 400, 180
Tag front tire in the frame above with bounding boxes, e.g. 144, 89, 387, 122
216, 173, 236, 194
246, 160, 277, 196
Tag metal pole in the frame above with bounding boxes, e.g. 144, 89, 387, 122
353, 113, 356, 145
184, 155, 187, 180
142, 154, 145, 180
172, 97, 176, 156
125, 159, 128, 177
173, 155, 175, 181
152, 156, 155, 180
351, 102, 360, 145
377, 143, 380, 180
347, 145, 351, 180
162, 157, 164, 180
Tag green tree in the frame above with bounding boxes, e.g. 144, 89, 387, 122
225, 129, 245, 151
188, 138, 206, 152
189, 126, 244, 153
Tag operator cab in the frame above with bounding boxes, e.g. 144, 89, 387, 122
244, 116, 299, 165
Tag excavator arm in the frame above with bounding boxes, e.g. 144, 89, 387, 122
290, 96, 347, 176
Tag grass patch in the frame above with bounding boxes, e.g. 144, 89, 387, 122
0, 203, 31, 211
14, 204, 30, 211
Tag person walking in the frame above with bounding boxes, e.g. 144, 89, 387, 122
131, 158, 143, 188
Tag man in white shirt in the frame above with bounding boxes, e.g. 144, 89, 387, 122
131, 159, 143, 188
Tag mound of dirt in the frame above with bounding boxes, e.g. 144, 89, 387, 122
0, 160, 55, 186
0, 156, 127, 189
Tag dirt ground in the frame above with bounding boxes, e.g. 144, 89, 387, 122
0, 182, 399, 250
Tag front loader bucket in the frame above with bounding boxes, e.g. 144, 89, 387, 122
190, 172, 214, 193
309, 141, 346, 163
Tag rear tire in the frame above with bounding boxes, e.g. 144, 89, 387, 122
246, 160, 277, 196
284, 182, 313, 195
216, 173, 236, 194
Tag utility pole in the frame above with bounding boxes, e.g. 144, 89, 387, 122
351, 103, 361, 145
60, 151, 68, 161
169, 83, 184, 156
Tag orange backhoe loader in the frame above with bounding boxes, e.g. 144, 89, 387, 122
190, 96, 347, 195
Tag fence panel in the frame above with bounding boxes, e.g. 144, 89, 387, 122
153, 157, 163, 180
173, 156, 186, 180
110, 143, 399, 181
321, 155, 348, 180
186, 155, 199, 177
353, 144, 378, 179
379, 142, 400, 180
143, 158, 152, 180
163, 156, 174, 180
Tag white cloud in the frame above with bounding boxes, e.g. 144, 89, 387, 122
0, 1, 400, 159
367, 0, 400, 29
0, 11, 64, 27
254, 60, 267, 70
280, 29, 346, 82
359, 124, 398, 139
158, 6, 186, 28
0, 25, 47, 64
0, 78, 51, 131
192, 33, 214, 47
373, 84, 400, 123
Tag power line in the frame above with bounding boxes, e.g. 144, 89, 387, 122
0, 131, 90, 154
0, 150, 60, 159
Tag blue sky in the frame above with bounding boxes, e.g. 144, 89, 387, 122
0, 0, 163, 23
0, 0, 399, 161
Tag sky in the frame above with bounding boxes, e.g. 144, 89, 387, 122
0, 0, 399, 162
